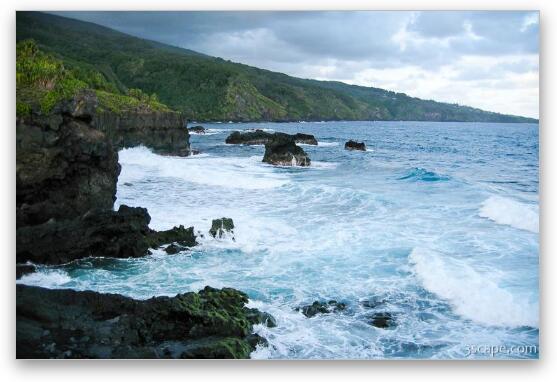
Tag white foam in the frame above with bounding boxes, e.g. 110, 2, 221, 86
118, 146, 289, 190
410, 247, 538, 328
17, 269, 73, 289
479, 196, 539, 233
317, 141, 339, 147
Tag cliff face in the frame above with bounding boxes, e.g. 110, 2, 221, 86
16, 93, 120, 227
16, 91, 196, 264
93, 109, 190, 156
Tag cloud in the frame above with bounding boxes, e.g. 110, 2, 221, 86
52, 11, 539, 118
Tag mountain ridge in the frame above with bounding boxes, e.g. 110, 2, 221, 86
16, 11, 538, 123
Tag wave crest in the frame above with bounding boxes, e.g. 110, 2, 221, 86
398, 167, 449, 182
479, 196, 539, 233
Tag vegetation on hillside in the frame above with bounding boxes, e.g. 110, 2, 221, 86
16, 11, 537, 123
16, 39, 170, 116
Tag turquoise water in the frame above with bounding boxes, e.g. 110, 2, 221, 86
18, 121, 539, 359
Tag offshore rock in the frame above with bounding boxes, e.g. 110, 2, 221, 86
225, 130, 317, 146
297, 300, 347, 318
209, 217, 235, 239
188, 125, 206, 134
344, 140, 366, 151
16, 285, 275, 359
369, 312, 396, 329
262, 133, 311, 166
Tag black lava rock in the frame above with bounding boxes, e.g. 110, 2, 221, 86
16, 284, 275, 359
369, 312, 396, 329
297, 300, 347, 318
345, 140, 366, 151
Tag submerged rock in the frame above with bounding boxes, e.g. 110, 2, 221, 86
369, 312, 396, 329
225, 130, 317, 146
16, 205, 197, 265
345, 140, 366, 151
188, 125, 206, 134
262, 133, 311, 166
209, 217, 235, 239
16, 285, 275, 359
297, 300, 347, 318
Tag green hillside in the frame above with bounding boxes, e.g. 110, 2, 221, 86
16, 11, 537, 123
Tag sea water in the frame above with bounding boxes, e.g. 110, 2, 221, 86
18, 121, 539, 359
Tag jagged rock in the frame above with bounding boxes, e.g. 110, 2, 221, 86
188, 125, 206, 134
16, 205, 197, 265
369, 312, 396, 329
16, 264, 36, 279
293, 133, 318, 145
296, 300, 347, 318
345, 140, 366, 151
263, 133, 310, 166
147, 225, 197, 248
209, 217, 235, 239
225, 130, 317, 146
16, 285, 275, 359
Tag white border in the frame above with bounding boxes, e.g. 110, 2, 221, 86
1, 1, 554, 381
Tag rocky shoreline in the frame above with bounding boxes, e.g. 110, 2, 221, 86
17, 285, 273, 359
16, 92, 274, 358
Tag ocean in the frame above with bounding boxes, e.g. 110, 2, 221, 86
18, 121, 539, 359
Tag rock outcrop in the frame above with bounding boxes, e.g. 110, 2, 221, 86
226, 130, 317, 146
209, 217, 235, 239
296, 300, 347, 318
262, 133, 311, 166
16, 205, 197, 265
344, 140, 366, 151
188, 125, 206, 134
16, 285, 275, 359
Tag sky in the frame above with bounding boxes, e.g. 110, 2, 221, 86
55, 11, 540, 118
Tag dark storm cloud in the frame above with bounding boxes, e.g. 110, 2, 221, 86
51, 11, 539, 118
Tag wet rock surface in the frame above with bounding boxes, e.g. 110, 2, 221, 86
345, 140, 366, 151
297, 300, 347, 318
263, 133, 311, 166
209, 217, 235, 239
369, 312, 396, 329
16, 285, 275, 359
